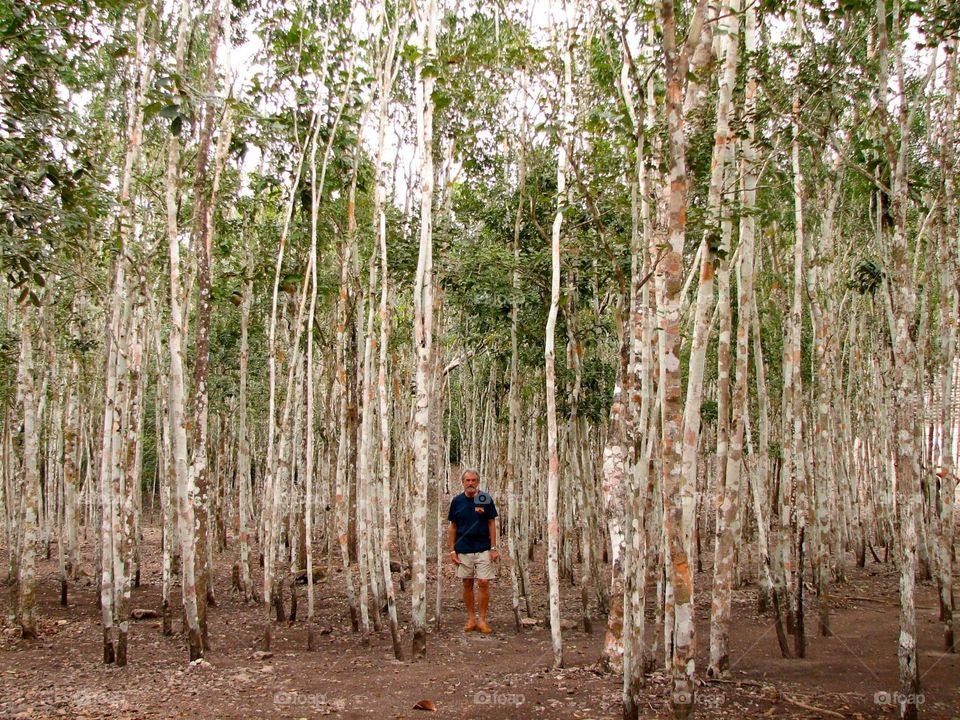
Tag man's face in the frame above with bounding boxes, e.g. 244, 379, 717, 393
462, 472, 480, 498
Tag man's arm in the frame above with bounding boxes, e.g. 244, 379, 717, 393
448, 522, 460, 564
488, 518, 499, 561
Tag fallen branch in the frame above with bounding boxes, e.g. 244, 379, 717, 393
782, 693, 846, 719
845, 596, 935, 611
847, 595, 890, 604
701, 677, 766, 689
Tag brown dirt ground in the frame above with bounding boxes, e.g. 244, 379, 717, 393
1, 525, 958, 720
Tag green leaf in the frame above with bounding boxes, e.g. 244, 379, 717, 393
401, 43, 421, 63
142, 101, 163, 120
433, 89, 451, 112
158, 104, 181, 119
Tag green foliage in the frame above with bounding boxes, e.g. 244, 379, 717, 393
1, 0, 954, 516
918, 3, 960, 44
849, 257, 885, 296
433, 10, 543, 181
0, 0, 118, 296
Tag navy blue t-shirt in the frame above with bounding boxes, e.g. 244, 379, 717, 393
447, 491, 498, 554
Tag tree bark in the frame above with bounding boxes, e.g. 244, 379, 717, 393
658, 0, 710, 713
16, 304, 40, 640
410, 0, 438, 661
165, 0, 203, 661
544, 0, 577, 670
706, 0, 744, 677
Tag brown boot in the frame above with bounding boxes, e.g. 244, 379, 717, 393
464, 619, 477, 633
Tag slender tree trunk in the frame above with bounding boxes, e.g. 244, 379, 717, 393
410, 0, 438, 661
936, 38, 958, 655
107, 283, 131, 666
622, 98, 658, 703
806, 152, 845, 639
357, 216, 378, 643
98, 260, 122, 662
166, 0, 203, 660
261, 105, 320, 650
506, 139, 527, 634
334, 207, 359, 632
877, 0, 924, 714
601, 343, 629, 672
544, 0, 577, 670
188, 0, 225, 647
237, 225, 254, 603
116, 282, 146, 666
563, 275, 591, 633
786, 44, 807, 657
708, 0, 754, 678
658, 0, 709, 713
370, 5, 403, 658
63, 359, 80, 584
153, 301, 177, 636
304, 137, 321, 653
16, 305, 40, 640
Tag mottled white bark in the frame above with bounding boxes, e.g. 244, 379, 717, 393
237, 226, 254, 603
165, 0, 203, 660
876, 0, 928, 713
369, 1, 403, 658
410, 0, 438, 660
62, 359, 80, 583
707, 0, 745, 677
658, 0, 710, 713
544, 0, 576, 670
935, 39, 958, 655
16, 305, 40, 640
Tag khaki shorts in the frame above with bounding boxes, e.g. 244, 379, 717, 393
456, 550, 497, 580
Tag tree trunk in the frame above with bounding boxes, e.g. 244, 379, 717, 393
935, 38, 958, 655
371, 5, 403, 658
658, 0, 710, 713
410, 0, 438, 661
877, 0, 925, 714
166, 0, 203, 660
16, 304, 40, 640
237, 224, 254, 603
707, 0, 745, 677
544, 0, 577, 671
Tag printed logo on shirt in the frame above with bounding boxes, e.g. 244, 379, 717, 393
475, 506, 485, 513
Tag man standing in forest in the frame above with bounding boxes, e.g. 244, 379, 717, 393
448, 468, 499, 634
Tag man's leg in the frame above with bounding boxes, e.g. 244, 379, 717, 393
462, 579, 476, 631
476, 579, 491, 632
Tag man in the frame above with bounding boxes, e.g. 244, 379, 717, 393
447, 468, 499, 634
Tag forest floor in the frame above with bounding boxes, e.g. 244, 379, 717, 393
1, 526, 958, 719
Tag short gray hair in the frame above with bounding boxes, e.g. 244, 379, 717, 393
460, 467, 480, 481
